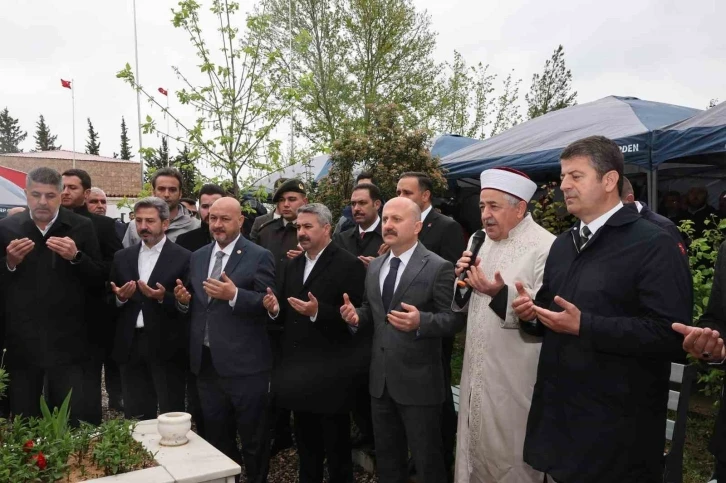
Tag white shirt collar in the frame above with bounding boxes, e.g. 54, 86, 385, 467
581, 202, 624, 237
212, 234, 241, 257
359, 216, 380, 234
420, 205, 433, 222
634, 201, 643, 213
388, 242, 418, 267
273, 212, 281, 220
305, 240, 331, 262
141, 235, 167, 253
34, 209, 60, 236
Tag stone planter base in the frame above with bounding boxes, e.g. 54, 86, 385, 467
85, 419, 241, 482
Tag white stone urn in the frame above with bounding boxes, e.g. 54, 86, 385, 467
157, 412, 192, 447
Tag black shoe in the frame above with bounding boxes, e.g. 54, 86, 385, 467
270, 436, 293, 457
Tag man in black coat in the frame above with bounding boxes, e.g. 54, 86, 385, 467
110, 197, 190, 421
264, 203, 366, 483
397, 172, 466, 478
254, 178, 308, 454
513, 136, 693, 483
0, 167, 103, 423
174, 197, 275, 483
62, 169, 124, 421
333, 183, 386, 449
621, 176, 686, 245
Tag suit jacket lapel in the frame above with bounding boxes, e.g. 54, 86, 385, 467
130, 243, 142, 280
390, 243, 428, 310
419, 209, 437, 244
222, 236, 249, 277
302, 243, 336, 291
194, 244, 214, 303
369, 252, 386, 309
147, 241, 173, 286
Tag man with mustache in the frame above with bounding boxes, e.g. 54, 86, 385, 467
61, 168, 124, 421
0, 167, 103, 424
122, 167, 199, 247
340, 197, 464, 483
512, 136, 692, 483
110, 197, 191, 421
264, 203, 366, 483
451, 168, 555, 483
333, 182, 387, 450
396, 172, 467, 480
175, 197, 275, 483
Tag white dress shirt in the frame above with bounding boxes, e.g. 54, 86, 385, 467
123, 236, 166, 328
580, 202, 624, 240
35, 209, 60, 237
634, 201, 643, 213
358, 216, 380, 236
379, 242, 418, 295
209, 234, 241, 307
420, 205, 433, 223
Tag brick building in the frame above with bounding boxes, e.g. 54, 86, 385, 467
0, 150, 142, 219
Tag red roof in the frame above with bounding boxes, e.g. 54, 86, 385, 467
0, 166, 26, 189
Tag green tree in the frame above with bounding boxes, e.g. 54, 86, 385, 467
119, 117, 133, 160
143, 137, 170, 183
314, 103, 447, 219
33, 114, 60, 151
144, 138, 200, 197
490, 72, 523, 136
525, 45, 577, 120
0, 107, 27, 153
435, 50, 496, 139
117, 0, 290, 197
258, 0, 439, 148
85, 118, 100, 155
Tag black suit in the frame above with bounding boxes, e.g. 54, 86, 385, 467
111, 240, 191, 421
0, 207, 103, 423
176, 223, 213, 253
273, 242, 365, 483
185, 236, 275, 483
418, 207, 466, 476
74, 205, 124, 423
333, 220, 384, 446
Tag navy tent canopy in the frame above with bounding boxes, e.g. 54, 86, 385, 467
653, 100, 726, 166
441, 96, 700, 180
431, 134, 480, 159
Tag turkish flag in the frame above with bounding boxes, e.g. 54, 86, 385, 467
158, 87, 168, 96
61, 79, 71, 89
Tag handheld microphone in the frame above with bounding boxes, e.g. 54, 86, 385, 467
456, 229, 486, 288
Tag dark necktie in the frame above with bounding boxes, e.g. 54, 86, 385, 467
360, 231, 366, 240
204, 251, 226, 346
382, 257, 401, 312
580, 225, 592, 250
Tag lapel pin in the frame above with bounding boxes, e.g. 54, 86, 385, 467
236, 250, 242, 254
428, 223, 432, 227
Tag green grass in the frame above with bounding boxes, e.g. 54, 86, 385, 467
450, 333, 717, 482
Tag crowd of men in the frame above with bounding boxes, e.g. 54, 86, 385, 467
1, 134, 726, 483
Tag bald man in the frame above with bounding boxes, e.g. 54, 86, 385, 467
340, 197, 464, 483
175, 196, 275, 483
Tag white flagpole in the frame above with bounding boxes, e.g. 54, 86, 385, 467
71, 78, 76, 168
133, 0, 144, 187
166, 94, 170, 167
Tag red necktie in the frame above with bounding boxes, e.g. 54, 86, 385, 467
360, 231, 365, 240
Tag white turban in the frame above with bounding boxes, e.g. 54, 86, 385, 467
480, 167, 537, 202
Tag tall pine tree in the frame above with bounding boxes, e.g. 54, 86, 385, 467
119, 117, 133, 160
34, 114, 60, 151
0, 107, 28, 154
525, 45, 577, 120
85, 118, 101, 155
143, 139, 198, 196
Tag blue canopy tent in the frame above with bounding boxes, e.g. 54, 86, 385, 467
252, 155, 331, 192
431, 134, 480, 159
440, 95, 700, 209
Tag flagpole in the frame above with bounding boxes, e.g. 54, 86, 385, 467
71, 78, 76, 169
133, 0, 144, 188
166, 94, 170, 167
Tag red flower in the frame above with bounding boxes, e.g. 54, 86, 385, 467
33, 452, 47, 470
22, 440, 34, 453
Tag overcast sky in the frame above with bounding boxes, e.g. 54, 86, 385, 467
1, 0, 723, 169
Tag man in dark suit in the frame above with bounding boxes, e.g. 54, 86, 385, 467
62, 169, 124, 421
175, 183, 225, 438
110, 197, 190, 421
174, 197, 275, 483
396, 172, 466, 477
264, 203, 366, 483
333, 182, 387, 449
0, 167, 103, 423
341, 197, 464, 483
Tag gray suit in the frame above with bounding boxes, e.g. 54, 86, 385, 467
356, 242, 463, 483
